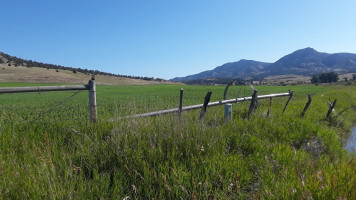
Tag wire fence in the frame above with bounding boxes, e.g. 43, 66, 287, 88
0, 83, 295, 125
0, 91, 87, 124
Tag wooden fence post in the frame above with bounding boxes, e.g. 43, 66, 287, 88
267, 97, 272, 117
178, 88, 184, 118
89, 79, 97, 123
248, 89, 258, 116
283, 90, 294, 113
223, 81, 235, 100
301, 95, 312, 117
224, 103, 232, 121
200, 91, 212, 119
325, 99, 337, 120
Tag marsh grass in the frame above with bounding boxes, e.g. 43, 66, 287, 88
0, 83, 355, 199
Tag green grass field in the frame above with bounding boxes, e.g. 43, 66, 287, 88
0, 83, 355, 199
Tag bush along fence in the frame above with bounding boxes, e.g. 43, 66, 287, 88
0, 79, 97, 123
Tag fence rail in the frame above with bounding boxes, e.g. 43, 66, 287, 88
109, 92, 291, 120
0, 85, 89, 94
0, 80, 97, 122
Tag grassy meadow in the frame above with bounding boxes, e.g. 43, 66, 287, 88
0, 82, 355, 199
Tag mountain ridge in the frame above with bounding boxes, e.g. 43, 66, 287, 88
172, 59, 271, 82
171, 47, 356, 82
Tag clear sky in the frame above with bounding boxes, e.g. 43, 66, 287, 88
1, 0, 356, 79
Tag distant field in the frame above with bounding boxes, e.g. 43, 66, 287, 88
264, 73, 356, 85
0, 83, 355, 199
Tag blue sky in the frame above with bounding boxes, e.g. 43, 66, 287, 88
1, 0, 356, 79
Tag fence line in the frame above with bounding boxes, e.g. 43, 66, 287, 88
0, 80, 97, 123
30, 90, 82, 123
109, 92, 291, 121
0, 85, 89, 94
0, 81, 348, 123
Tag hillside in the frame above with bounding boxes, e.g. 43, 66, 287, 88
172, 60, 271, 82
172, 47, 356, 82
267, 47, 356, 75
0, 52, 169, 85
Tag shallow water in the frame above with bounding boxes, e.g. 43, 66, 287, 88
345, 126, 356, 154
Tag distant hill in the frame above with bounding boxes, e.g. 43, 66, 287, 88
267, 47, 356, 75
171, 47, 356, 82
0, 51, 169, 85
171, 60, 271, 82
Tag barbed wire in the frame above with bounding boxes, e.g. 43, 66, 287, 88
30, 90, 83, 123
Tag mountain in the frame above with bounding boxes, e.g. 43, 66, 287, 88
267, 47, 356, 75
267, 47, 329, 75
171, 47, 356, 82
171, 60, 271, 82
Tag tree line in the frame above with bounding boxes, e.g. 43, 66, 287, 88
311, 72, 339, 83
182, 78, 246, 85
0, 52, 165, 82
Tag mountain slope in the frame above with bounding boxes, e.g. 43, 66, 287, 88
171, 60, 271, 81
172, 47, 356, 82
0, 63, 170, 85
267, 47, 329, 75
267, 47, 356, 75
0, 52, 170, 85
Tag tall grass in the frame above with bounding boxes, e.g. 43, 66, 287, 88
0, 83, 355, 199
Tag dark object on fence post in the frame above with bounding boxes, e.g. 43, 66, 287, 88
301, 95, 312, 117
200, 91, 212, 119
224, 103, 232, 121
283, 90, 294, 113
325, 99, 337, 120
178, 88, 184, 118
223, 80, 235, 100
88, 79, 97, 123
267, 97, 272, 117
248, 89, 258, 116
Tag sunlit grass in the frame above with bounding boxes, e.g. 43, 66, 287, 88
0, 83, 355, 199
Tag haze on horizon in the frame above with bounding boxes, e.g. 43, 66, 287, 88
1, 0, 356, 80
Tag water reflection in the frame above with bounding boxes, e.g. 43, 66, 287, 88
346, 126, 356, 154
